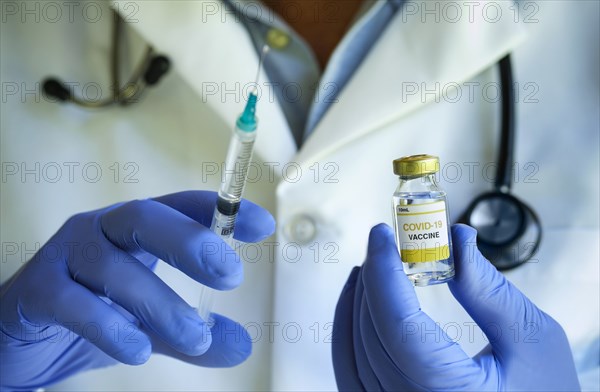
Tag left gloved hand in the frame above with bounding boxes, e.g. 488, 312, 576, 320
0, 191, 275, 391
332, 223, 580, 391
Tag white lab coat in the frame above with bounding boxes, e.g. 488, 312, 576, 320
1, 0, 598, 390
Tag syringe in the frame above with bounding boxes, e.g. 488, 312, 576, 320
198, 46, 269, 324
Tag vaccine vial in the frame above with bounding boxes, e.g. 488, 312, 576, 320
392, 155, 455, 286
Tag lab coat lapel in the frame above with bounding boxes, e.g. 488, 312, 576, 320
112, 0, 296, 166
295, 1, 527, 166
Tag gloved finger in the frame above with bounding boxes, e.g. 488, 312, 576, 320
70, 238, 212, 357
153, 191, 276, 243
101, 198, 242, 290
353, 268, 384, 391
359, 294, 422, 391
448, 224, 552, 356
151, 313, 251, 368
332, 267, 364, 391
20, 275, 151, 365
362, 224, 483, 388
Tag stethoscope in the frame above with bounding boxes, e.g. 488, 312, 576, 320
458, 55, 542, 270
42, 9, 171, 107
41, 9, 541, 270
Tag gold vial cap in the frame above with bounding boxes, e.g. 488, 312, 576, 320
393, 154, 440, 177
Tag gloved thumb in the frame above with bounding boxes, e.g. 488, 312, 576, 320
448, 224, 548, 355
362, 224, 479, 388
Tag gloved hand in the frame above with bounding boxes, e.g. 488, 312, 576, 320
0, 191, 275, 391
333, 223, 580, 391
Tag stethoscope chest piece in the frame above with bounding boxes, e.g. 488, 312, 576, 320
460, 191, 541, 271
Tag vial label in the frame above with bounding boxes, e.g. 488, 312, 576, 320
396, 200, 450, 263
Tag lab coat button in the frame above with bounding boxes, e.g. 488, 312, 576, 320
285, 214, 317, 245
266, 28, 290, 50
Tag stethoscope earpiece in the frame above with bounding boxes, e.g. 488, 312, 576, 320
42, 78, 71, 102
41, 9, 170, 109
144, 56, 171, 86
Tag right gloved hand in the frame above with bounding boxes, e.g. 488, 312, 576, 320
0, 191, 275, 391
333, 224, 580, 391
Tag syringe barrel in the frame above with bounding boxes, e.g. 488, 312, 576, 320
220, 126, 256, 202
210, 125, 256, 237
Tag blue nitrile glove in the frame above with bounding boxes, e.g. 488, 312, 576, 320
333, 223, 580, 391
0, 191, 275, 391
